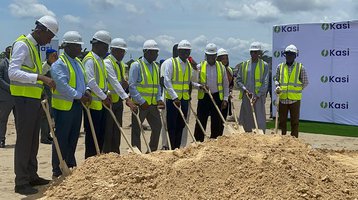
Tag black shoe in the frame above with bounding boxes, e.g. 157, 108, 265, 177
40, 139, 52, 144
29, 177, 50, 186
161, 146, 169, 150
15, 184, 38, 195
0, 140, 5, 148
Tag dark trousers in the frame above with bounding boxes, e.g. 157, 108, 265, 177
166, 99, 189, 149
194, 93, 228, 142
279, 101, 300, 138
0, 100, 15, 141
39, 104, 51, 141
103, 101, 123, 154
83, 108, 107, 158
13, 96, 41, 186
52, 101, 82, 176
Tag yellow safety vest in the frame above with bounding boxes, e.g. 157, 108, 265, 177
198, 61, 225, 100
279, 62, 303, 100
10, 35, 43, 99
166, 57, 192, 100
136, 59, 159, 105
52, 54, 85, 111
239, 59, 265, 99
105, 55, 126, 103
82, 52, 107, 110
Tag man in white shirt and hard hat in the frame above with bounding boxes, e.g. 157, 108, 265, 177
8, 15, 58, 195
236, 42, 269, 133
103, 38, 137, 153
82, 30, 112, 158
129, 39, 164, 152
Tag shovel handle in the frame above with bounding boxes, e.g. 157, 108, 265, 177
173, 102, 197, 144
245, 93, 262, 134
189, 102, 208, 138
131, 109, 151, 153
81, 102, 100, 155
203, 87, 227, 126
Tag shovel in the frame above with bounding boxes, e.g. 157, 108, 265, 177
41, 99, 71, 177
81, 102, 100, 155
189, 102, 209, 139
203, 88, 236, 134
230, 96, 245, 134
245, 93, 264, 135
131, 109, 151, 153
159, 109, 172, 150
271, 94, 280, 135
173, 102, 197, 144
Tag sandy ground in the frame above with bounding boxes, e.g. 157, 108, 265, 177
1, 90, 358, 199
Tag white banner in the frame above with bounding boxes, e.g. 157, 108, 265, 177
272, 21, 358, 126
39, 38, 59, 62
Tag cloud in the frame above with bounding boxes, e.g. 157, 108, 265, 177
127, 35, 146, 45
63, 14, 81, 24
272, 0, 334, 12
88, 0, 143, 14
93, 21, 107, 30
9, 0, 55, 18
222, 1, 280, 23
191, 35, 208, 47
155, 35, 176, 52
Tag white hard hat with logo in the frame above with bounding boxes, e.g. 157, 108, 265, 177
62, 31, 83, 45
143, 39, 159, 50
217, 48, 228, 56
92, 30, 111, 45
177, 40, 191, 50
36, 15, 59, 35
249, 42, 262, 51
284, 44, 298, 54
205, 43, 217, 55
111, 38, 127, 50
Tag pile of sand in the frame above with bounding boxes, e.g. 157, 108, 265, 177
44, 134, 358, 199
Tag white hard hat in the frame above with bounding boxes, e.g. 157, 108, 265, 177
143, 39, 159, 50
285, 44, 298, 54
217, 48, 228, 56
92, 30, 111, 45
205, 43, 217, 55
62, 31, 83, 45
36, 15, 59, 35
177, 40, 191, 50
249, 42, 262, 51
110, 38, 127, 50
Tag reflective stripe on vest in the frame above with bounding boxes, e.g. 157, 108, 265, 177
52, 54, 85, 111
136, 59, 159, 105
279, 62, 303, 100
239, 59, 264, 99
82, 52, 107, 110
106, 55, 126, 103
165, 57, 191, 100
10, 35, 43, 99
198, 61, 224, 100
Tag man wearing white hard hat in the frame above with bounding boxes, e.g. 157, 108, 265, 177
193, 43, 230, 142
161, 40, 194, 149
82, 30, 112, 158
50, 31, 91, 178
236, 42, 269, 133
8, 15, 58, 195
129, 39, 164, 152
274, 44, 308, 138
103, 38, 137, 153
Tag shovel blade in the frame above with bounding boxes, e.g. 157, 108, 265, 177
127, 146, 142, 154
59, 161, 71, 177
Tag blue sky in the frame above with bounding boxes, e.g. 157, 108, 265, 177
1, 0, 357, 65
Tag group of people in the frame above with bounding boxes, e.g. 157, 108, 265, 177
0, 15, 308, 195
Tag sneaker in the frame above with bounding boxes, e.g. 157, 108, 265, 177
15, 184, 38, 195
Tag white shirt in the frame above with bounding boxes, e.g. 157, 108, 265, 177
195, 62, 230, 101
104, 55, 129, 100
84, 52, 108, 100
8, 34, 39, 84
162, 57, 196, 100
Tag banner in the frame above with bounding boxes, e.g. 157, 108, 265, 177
39, 38, 59, 62
272, 21, 358, 126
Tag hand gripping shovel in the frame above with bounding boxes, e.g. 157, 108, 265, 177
189, 102, 209, 139
131, 109, 152, 153
245, 93, 264, 135
173, 102, 197, 144
41, 99, 71, 177
81, 102, 100, 155
158, 109, 172, 150
102, 103, 141, 154
203, 88, 236, 134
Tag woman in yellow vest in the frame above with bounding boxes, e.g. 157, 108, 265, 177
274, 44, 309, 138
51, 31, 91, 178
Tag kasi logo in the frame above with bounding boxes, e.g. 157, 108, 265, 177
321, 48, 350, 57
320, 101, 349, 109
320, 75, 349, 83
274, 25, 299, 33
274, 50, 299, 58
321, 22, 350, 31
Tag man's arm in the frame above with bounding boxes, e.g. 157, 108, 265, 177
257, 62, 269, 97
128, 62, 146, 105
163, 59, 178, 100
84, 59, 107, 100
104, 59, 129, 100
300, 65, 309, 89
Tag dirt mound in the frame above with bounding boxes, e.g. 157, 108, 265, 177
44, 134, 358, 199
